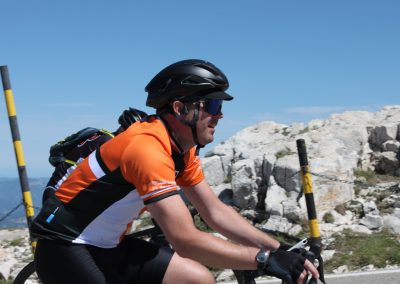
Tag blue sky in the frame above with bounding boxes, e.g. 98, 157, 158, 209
1, 0, 399, 177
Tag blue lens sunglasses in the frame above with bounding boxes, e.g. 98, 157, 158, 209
201, 99, 223, 115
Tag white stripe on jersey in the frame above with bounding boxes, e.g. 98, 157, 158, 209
72, 190, 144, 248
54, 164, 77, 190
88, 150, 106, 179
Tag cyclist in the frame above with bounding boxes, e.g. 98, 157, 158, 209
30, 59, 319, 284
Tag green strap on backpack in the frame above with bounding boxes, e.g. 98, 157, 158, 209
48, 127, 114, 167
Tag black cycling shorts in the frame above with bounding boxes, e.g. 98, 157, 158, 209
34, 237, 174, 284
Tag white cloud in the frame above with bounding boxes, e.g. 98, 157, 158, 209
284, 105, 372, 115
250, 112, 277, 122
43, 102, 93, 107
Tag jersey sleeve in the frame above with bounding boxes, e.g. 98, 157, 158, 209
176, 148, 205, 188
120, 135, 179, 205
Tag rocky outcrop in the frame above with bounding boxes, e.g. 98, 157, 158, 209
202, 105, 400, 237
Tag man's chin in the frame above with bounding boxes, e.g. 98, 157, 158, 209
200, 136, 214, 146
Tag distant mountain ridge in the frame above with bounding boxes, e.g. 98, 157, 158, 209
0, 177, 47, 228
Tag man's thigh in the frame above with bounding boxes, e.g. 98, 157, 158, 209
119, 237, 174, 283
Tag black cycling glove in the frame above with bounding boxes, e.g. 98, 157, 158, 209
264, 249, 306, 284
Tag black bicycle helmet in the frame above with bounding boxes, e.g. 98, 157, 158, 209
118, 107, 148, 129
145, 59, 233, 109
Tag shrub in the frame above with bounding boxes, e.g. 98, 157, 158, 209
322, 212, 335, 223
4, 238, 25, 247
275, 147, 293, 159
334, 204, 347, 215
298, 127, 310, 135
354, 169, 377, 184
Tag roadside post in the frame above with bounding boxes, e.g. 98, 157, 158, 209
296, 138, 326, 284
1, 65, 36, 252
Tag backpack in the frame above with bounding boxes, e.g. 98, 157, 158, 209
48, 127, 114, 167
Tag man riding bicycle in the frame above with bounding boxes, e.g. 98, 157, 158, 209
30, 59, 319, 284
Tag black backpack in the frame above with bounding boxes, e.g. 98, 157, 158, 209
48, 127, 113, 167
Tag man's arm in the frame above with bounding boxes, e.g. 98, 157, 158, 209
146, 193, 259, 270
183, 180, 280, 250
147, 187, 319, 282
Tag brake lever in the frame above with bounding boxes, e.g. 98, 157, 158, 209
316, 255, 326, 284
305, 259, 326, 284
287, 238, 308, 251
305, 246, 326, 284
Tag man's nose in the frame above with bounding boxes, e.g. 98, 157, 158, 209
212, 112, 223, 119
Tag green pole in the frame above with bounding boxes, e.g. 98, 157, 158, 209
0, 65, 36, 253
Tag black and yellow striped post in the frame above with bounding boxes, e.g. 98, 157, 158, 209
1, 65, 36, 252
296, 139, 321, 244
296, 138, 326, 284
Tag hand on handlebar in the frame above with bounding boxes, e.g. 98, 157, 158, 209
264, 250, 319, 284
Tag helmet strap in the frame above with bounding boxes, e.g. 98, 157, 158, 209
169, 103, 205, 153
158, 112, 185, 154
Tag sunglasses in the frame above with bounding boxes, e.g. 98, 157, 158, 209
201, 99, 223, 115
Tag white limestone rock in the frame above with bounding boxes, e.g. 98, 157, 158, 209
261, 216, 301, 235
272, 155, 300, 193
359, 213, 384, 230
231, 159, 259, 209
327, 210, 354, 225
383, 215, 400, 234
333, 265, 349, 274
282, 200, 305, 223
265, 184, 287, 216
362, 200, 379, 215
347, 224, 373, 235
202, 155, 226, 186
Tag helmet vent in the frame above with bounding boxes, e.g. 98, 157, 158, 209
181, 76, 201, 85
195, 63, 217, 75
160, 78, 172, 91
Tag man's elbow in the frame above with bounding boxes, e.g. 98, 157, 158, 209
168, 228, 202, 258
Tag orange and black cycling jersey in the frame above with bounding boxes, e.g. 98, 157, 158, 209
31, 116, 204, 248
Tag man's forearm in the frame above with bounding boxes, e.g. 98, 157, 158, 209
204, 203, 280, 250
173, 228, 260, 270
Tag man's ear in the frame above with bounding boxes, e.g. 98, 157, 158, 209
171, 101, 187, 116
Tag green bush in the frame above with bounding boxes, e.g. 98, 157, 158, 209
282, 127, 290, 136
322, 212, 335, 223
334, 203, 347, 215
354, 169, 400, 185
354, 169, 377, 184
298, 127, 310, 135
4, 238, 25, 248
275, 147, 293, 159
